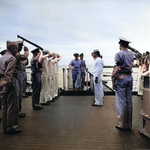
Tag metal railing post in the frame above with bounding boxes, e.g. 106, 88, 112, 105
86, 70, 88, 90
62, 68, 66, 90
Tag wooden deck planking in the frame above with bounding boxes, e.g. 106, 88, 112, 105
0, 95, 150, 150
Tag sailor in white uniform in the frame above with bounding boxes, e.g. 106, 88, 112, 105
91, 49, 104, 106
39, 50, 51, 105
52, 53, 61, 99
47, 54, 55, 102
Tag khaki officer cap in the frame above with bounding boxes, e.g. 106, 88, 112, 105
7, 41, 18, 48
16, 40, 23, 44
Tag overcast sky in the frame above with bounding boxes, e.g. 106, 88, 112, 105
0, 0, 150, 67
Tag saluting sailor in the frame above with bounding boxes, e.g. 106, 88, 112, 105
48, 54, 55, 102
52, 53, 61, 99
39, 50, 51, 105
115, 38, 135, 130
30, 48, 43, 110
91, 49, 104, 106
15, 41, 29, 118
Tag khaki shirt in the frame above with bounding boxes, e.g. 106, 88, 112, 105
0, 52, 16, 85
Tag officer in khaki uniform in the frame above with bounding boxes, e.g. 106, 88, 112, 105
0, 50, 7, 121
15, 41, 29, 118
0, 41, 22, 133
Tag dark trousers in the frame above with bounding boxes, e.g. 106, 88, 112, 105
17, 71, 24, 112
1, 77, 19, 132
81, 71, 85, 87
23, 71, 27, 95
32, 73, 41, 107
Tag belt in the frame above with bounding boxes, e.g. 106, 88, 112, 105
118, 74, 132, 78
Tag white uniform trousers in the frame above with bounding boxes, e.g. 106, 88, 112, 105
93, 77, 103, 105
53, 73, 58, 97
48, 74, 54, 100
40, 74, 49, 103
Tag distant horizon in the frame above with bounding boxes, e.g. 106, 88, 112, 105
1, 0, 149, 66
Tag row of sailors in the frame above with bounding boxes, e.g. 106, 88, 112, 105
31, 48, 61, 110
0, 40, 61, 134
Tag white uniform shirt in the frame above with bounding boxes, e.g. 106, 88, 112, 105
51, 58, 58, 74
93, 57, 103, 78
42, 58, 49, 74
48, 57, 54, 75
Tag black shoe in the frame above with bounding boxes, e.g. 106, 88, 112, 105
22, 94, 29, 98
41, 102, 50, 105
18, 113, 26, 118
115, 126, 131, 130
39, 106, 43, 109
91, 103, 102, 107
33, 106, 41, 110
7, 127, 22, 134
50, 99, 55, 102
53, 97, 58, 100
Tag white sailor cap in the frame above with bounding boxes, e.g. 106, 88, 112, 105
92, 49, 99, 54
43, 49, 49, 54
118, 37, 131, 44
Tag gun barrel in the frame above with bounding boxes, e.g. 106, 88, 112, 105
128, 45, 142, 55
17, 35, 43, 50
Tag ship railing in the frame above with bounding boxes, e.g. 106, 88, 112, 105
62, 68, 94, 91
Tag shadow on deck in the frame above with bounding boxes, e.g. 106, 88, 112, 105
0, 95, 150, 150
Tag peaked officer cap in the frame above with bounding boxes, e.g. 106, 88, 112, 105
118, 37, 131, 44
80, 53, 84, 56
73, 53, 79, 57
0, 50, 7, 55
31, 48, 39, 54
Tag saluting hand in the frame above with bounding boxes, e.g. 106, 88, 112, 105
24, 46, 29, 52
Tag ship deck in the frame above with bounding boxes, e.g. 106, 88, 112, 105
0, 95, 150, 150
